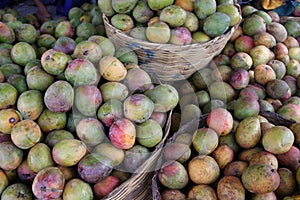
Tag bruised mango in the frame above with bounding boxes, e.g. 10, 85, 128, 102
32, 167, 65, 200
0, 108, 21, 134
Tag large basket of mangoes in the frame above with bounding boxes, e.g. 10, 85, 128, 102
100, 0, 242, 82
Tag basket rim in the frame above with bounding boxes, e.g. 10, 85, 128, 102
103, 2, 242, 49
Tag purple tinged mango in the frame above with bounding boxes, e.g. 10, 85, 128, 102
77, 153, 113, 183
123, 67, 152, 94
17, 160, 36, 184
124, 145, 150, 172
169, 27, 192, 45
32, 167, 65, 199
53, 36, 76, 55
44, 80, 74, 113
132, 0, 154, 23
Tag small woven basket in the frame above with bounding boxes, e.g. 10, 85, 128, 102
103, 5, 241, 82
104, 111, 172, 200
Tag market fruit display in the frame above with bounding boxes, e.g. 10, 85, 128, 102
99, 0, 241, 44
0, 3, 179, 199
155, 7, 300, 199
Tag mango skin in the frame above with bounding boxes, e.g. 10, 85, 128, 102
242, 164, 280, 193
159, 161, 189, 189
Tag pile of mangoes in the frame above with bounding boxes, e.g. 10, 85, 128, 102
0, 3, 180, 199
155, 5, 300, 200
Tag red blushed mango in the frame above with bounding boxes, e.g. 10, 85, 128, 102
159, 161, 189, 189
109, 118, 136, 150
234, 35, 254, 53
94, 176, 120, 199
207, 108, 233, 136
276, 146, 300, 171
273, 43, 289, 59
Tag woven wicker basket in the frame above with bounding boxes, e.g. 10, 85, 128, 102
104, 111, 172, 200
103, 5, 241, 82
